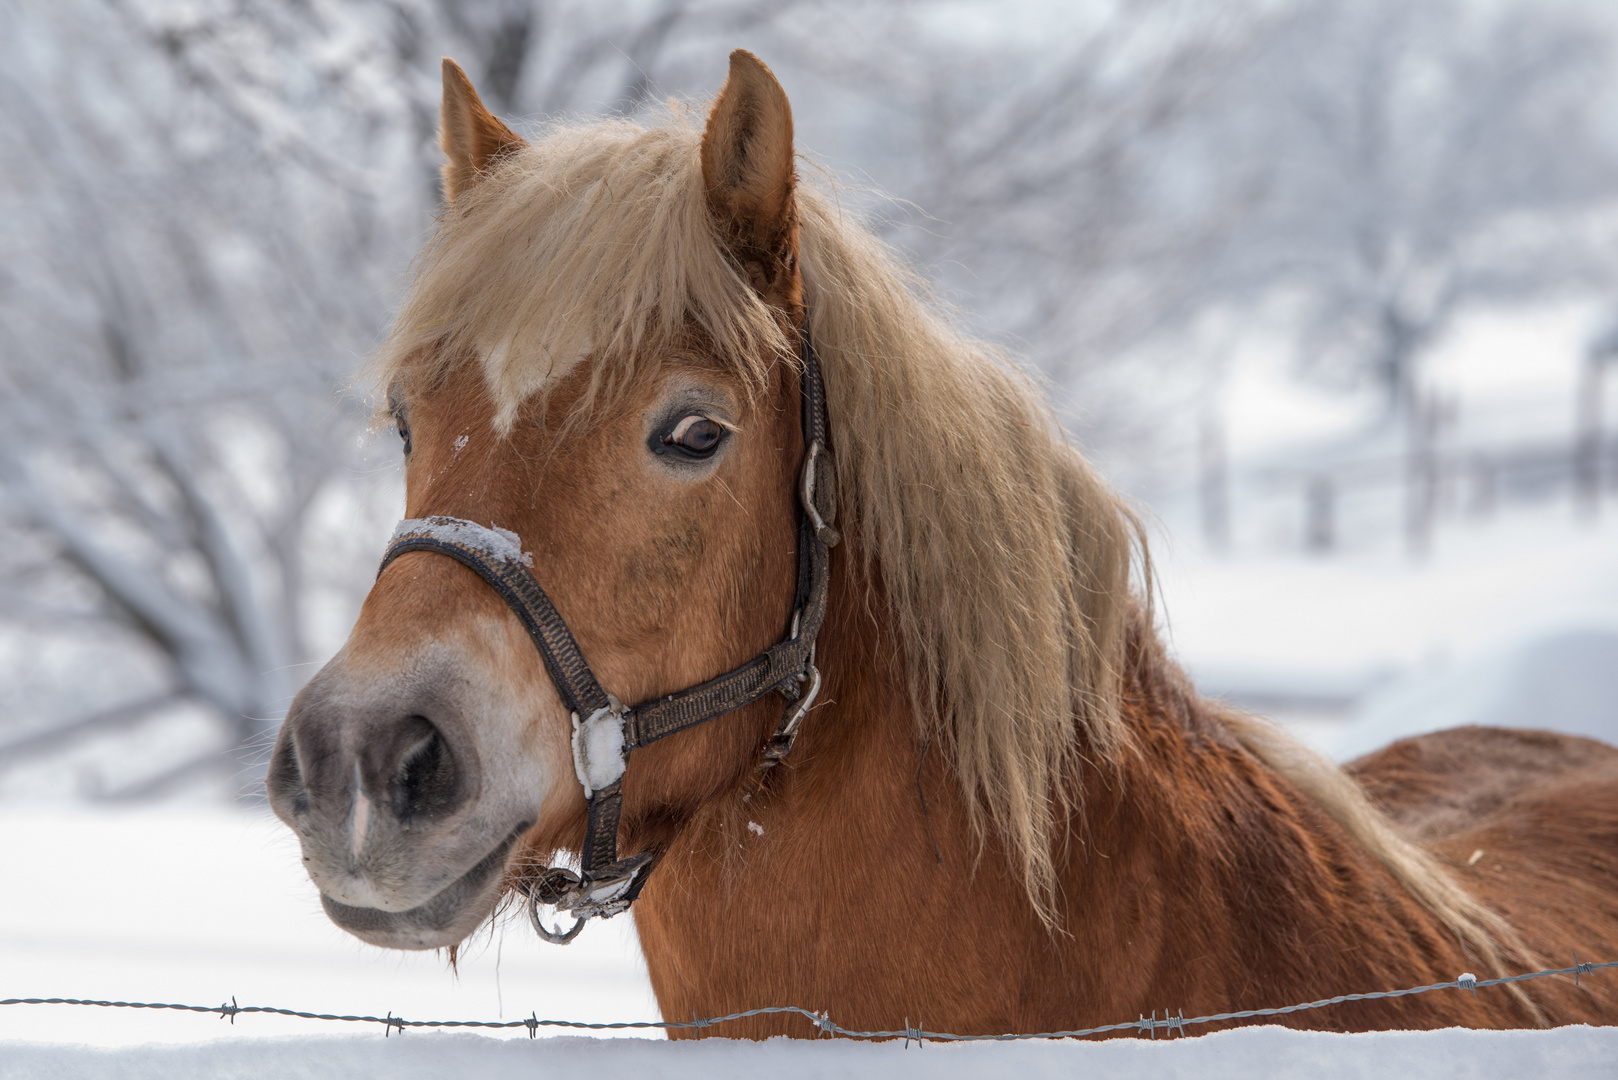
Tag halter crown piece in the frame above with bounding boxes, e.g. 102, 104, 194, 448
375, 331, 838, 944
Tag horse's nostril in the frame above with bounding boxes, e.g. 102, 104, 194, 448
390, 716, 461, 823
266, 732, 306, 813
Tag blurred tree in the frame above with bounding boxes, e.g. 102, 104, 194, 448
0, 0, 852, 799
0, 0, 431, 795
1182, 0, 1618, 550
872, 1, 1262, 377
1218, 0, 1618, 418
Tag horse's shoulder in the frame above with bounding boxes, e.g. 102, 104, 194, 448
1344, 725, 1618, 842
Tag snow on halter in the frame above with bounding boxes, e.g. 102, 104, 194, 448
389, 517, 533, 568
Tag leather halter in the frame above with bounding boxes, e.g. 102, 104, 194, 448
375, 332, 839, 943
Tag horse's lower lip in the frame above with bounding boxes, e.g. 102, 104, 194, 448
319, 823, 529, 949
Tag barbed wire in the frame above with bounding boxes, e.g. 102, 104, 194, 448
2, 956, 1611, 1042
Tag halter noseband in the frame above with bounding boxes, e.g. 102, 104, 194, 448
375, 332, 838, 943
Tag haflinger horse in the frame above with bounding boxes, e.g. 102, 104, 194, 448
268, 51, 1618, 1039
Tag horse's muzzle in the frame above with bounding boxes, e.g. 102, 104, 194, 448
266, 642, 541, 949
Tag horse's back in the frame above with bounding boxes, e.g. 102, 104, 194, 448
1348, 725, 1618, 1022
1346, 725, 1618, 842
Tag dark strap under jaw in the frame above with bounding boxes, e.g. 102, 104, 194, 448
375, 331, 837, 943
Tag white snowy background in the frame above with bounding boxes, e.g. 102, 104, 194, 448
3, 0, 1618, 1074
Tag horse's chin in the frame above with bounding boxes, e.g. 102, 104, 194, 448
317, 825, 525, 950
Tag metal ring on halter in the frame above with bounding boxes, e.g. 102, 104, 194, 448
528, 891, 587, 945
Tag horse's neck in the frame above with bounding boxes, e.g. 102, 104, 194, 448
630, 583, 1491, 1035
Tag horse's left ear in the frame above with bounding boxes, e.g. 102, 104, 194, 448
439, 58, 526, 204
701, 50, 800, 305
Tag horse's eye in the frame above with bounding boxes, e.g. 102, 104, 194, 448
395, 416, 411, 456
657, 415, 726, 458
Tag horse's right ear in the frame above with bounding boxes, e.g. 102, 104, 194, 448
439, 58, 525, 204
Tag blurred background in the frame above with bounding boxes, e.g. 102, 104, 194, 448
3, 0, 1617, 1047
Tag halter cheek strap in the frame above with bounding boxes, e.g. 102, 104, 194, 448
374, 332, 837, 943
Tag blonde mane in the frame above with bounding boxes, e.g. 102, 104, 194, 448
374, 110, 1145, 919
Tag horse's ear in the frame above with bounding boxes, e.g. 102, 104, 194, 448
439, 58, 525, 204
701, 50, 800, 304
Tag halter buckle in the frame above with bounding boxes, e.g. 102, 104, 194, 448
759, 649, 821, 772
568, 853, 655, 918
524, 851, 655, 944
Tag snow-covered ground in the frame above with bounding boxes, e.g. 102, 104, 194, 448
3, 810, 1615, 1077
4, 1024, 1616, 1079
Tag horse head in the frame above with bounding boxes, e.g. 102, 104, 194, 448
266, 52, 811, 950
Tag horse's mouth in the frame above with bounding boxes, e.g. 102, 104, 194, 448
319, 823, 529, 950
